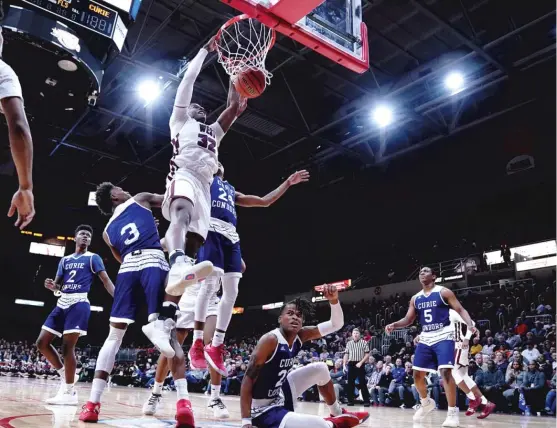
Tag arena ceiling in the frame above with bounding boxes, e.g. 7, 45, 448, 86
3, 0, 555, 190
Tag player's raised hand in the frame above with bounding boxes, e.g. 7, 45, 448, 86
322, 284, 339, 303
385, 323, 395, 335
8, 187, 35, 230
203, 35, 217, 52
287, 170, 310, 186
44, 278, 57, 292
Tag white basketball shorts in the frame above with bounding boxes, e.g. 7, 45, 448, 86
176, 293, 219, 330
454, 342, 470, 367
162, 168, 211, 240
0, 59, 23, 113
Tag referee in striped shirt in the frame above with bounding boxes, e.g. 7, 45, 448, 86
343, 328, 371, 406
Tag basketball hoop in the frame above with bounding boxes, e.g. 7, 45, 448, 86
215, 14, 276, 85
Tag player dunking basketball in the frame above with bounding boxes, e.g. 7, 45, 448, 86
80, 184, 195, 427
37, 225, 114, 405
241, 285, 368, 428
190, 163, 310, 376
158, 34, 246, 331
0, 26, 35, 228
386, 267, 476, 427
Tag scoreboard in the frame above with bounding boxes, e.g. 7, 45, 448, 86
19, 0, 129, 50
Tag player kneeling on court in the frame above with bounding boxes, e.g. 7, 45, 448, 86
240, 285, 369, 428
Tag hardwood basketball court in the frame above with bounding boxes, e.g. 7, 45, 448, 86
0, 377, 554, 427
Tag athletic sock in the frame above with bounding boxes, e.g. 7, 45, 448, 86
175, 378, 189, 400
153, 381, 164, 395
466, 392, 475, 400
329, 400, 342, 416
212, 331, 225, 347
57, 367, 65, 379
211, 384, 221, 400
89, 378, 107, 403
64, 383, 75, 394
448, 406, 458, 415
169, 250, 185, 267
420, 397, 430, 405
480, 395, 488, 404
192, 330, 203, 342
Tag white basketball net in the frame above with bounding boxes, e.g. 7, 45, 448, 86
215, 17, 275, 85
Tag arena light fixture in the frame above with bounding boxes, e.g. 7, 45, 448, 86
372, 105, 394, 128
444, 71, 465, 95
15, 299, 44, 307
137, 80, 161, 103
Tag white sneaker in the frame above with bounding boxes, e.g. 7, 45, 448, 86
166, 260, 214, 296
142, 393, 162, 416
45, 388, 78, 405
208, 397, 230, 419
442, 408, 460, 427
142, 319, 175, 358
413, 398, 435, 422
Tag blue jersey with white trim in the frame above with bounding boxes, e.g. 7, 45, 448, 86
252, 328, 302, 416
56, 252, 104, 294
414, 286, 450, 333
104, 198, 162, 259
210, 176, 237, 227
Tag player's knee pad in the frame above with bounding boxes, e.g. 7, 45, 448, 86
96, 326, 125, 373
306, 362, 331, 387
463, 373, 477, 390
221, 275, 240, 304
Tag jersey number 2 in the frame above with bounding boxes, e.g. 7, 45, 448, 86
275, 369, 288, 388
121, 223, 140, 245
218, 186, 234, 205
424, 309, 432, 323
67, 270, 76, 283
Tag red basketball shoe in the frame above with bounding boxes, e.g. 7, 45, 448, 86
325, 413, 360, 428
175, 398, 195, 428
335, 408, 370, 424
477, 401, 496, 419
79, 401, 101, 423
204, 343, 227, 376
465, 397, 482, 416
188, 338, 207, 370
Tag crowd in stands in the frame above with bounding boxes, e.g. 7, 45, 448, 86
1, 275, 555, 417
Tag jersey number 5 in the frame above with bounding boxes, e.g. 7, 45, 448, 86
424, 309, 433, 323
121, 223, 141, 245
198, 133, 216, 153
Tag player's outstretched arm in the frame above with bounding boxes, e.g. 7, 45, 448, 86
215, 80, 246, 134
170, 37, 216, 129
298, 284, 343, 343
385, 296, 417, 334
240, 333, 278, 428
442, 288, 475, 331
134, 192, 164, 210
235, 170, 310, 208
103, 232, 122, 264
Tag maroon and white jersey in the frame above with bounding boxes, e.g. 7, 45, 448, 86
167, 117, 224, 186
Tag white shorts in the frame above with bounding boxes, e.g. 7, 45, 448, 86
175, 293, 219, 330
454, 343, 470, 367
0, 59, 23, 113
162, 169, 211, 240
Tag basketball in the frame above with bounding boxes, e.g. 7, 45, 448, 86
233, 69, 266, 99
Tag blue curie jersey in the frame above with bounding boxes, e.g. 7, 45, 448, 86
414, 285, 450, 333
104, 197, 162, 259
210, 176, 237, 227
56, 252, 104, 294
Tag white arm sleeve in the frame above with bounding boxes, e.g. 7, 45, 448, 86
317, 302, 344, 336
450, 309, 475, 339
170, 48, 208, 131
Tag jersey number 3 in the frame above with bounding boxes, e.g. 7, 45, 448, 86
121, 223, 140, 245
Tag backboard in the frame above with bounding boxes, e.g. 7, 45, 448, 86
220, 0, 369, 73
